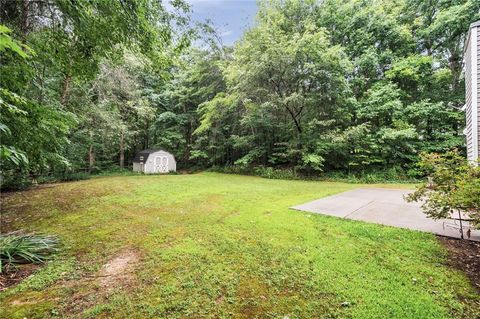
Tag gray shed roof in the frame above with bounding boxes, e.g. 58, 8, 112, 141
133, 149, 171, 163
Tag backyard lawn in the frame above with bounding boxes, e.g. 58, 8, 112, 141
0, 173, 478, 318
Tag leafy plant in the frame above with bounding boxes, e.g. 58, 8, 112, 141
406, 150, 480, 228
0, 233, 60, 273
0, 26, 31, 168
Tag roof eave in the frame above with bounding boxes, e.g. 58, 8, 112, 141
465, 21, 480, 55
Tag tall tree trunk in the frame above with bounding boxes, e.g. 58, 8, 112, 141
184, 121, 192, 162
284, 104, 302, 135
450, 60, 461, 93
60, 74, 72, 106
144, 119, 149, 149
119, 130, 125, 169
20, 0, 29, 35
88, 144, 95, 173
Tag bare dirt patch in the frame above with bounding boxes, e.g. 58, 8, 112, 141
438, 236, 480, 291
0, 264, 39, 292
61, 248, 141, 316
98, 249, 140, 290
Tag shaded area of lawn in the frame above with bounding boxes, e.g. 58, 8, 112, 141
0, 173, 478, 318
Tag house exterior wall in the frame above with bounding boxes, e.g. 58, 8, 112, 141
143, 151, 176, 174
478, 25, 480, 160
465, 22, 480, 165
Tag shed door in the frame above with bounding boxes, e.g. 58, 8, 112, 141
161, 156, 168, 172
154, 156, 169, 173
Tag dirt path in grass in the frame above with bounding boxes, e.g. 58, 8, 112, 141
63, 248, 141, 316
98, 249, 140, 290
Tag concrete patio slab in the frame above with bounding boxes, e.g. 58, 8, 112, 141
291, 188, 480, 241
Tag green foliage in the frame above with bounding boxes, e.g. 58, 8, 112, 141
324, 167, 419, 184
252, 166, 299, 180
0, 26, 31, 167
0, 173, 33, 191
406, 150, 480, 227
209, 165, 300, 180
0, 1, 191, 189
211, 164, 418, 183
358, 82, 403, 126
0, 233, 60, 273
300, 153, 325, 172
37, 172, 91, 184
0, 25, 31, 57
187, 0, 472, 176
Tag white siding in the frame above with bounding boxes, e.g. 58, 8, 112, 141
465, 23, 479, 164
477, 28, 480, 156
144, 151, 176, 174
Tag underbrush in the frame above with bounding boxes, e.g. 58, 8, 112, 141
1, 170, 91, 191
37, 172, 91, 183
1, 168, 135, 191
92, 168, 139, 177
209, 165, 420, 183
322, 169, 420, 184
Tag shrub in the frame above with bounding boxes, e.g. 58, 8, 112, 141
58, 171, 91, 181
210, 165, 417, 183
406, 150, 480, 228
208, 165, 251, 175
37, 171, 91, 183
322, 167, 417, 184
0, 170, 32, 190
0, 233, 60, 273
210, 165, 301, 180
253, 166, 300, 180
93, 167, 136, 176
1, 170, 90, 191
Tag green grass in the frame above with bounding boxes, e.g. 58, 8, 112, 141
0, 172, 478, 318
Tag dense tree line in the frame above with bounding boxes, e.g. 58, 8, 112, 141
189, 0, 480, 176
171, 0, 479, 176
0, 0, 191, 188
1, 0, 479, 189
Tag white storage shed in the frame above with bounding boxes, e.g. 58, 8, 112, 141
133, 149, 176, 174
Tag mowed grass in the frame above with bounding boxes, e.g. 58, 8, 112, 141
0, 172, 478, 318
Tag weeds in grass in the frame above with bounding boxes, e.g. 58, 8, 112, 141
11, 258, 76, 292
0, 233, 59, 273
